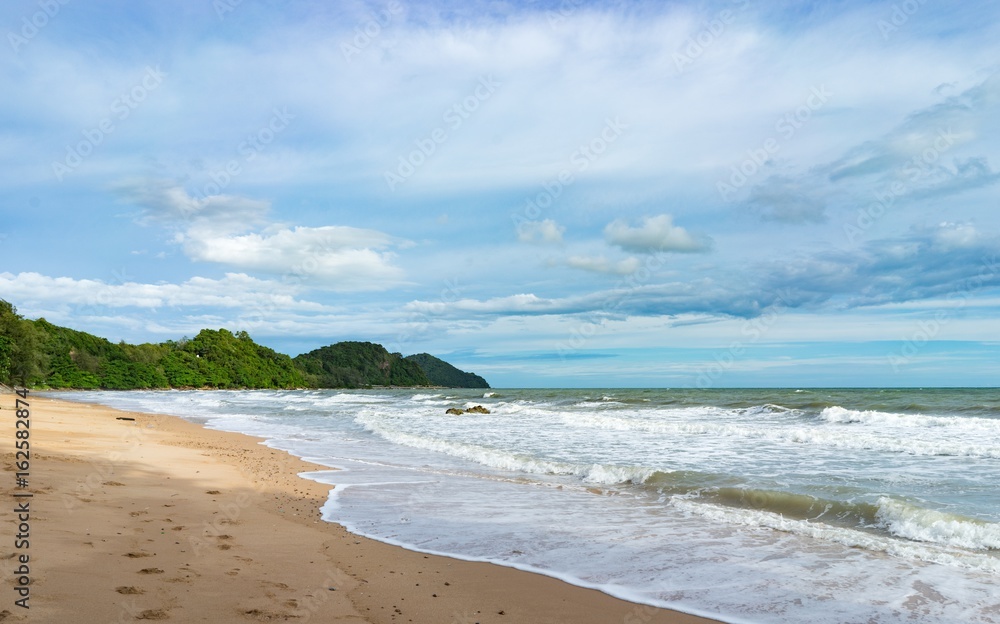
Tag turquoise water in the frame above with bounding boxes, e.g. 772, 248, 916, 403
52, 387, 1000, 623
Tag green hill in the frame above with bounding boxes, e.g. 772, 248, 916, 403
0, 299, 490, 390
0, 300, 304, 389
293, 341, 430, 388
160, 329, 307, 389
405, 353, 490, 388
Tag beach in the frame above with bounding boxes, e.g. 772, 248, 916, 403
2, 393, 717, 623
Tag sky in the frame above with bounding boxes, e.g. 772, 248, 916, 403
1, 0, 999, 388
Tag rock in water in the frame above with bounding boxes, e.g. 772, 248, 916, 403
445, 405, 491, 415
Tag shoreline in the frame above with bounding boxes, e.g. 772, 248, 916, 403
4, 393, 721, 623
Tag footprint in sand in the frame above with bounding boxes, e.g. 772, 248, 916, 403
124, 552, 154, 558
137, 568, 164, 575
115, 586, 145, 594
243, 608, 288, 620
135, 608, 169, 620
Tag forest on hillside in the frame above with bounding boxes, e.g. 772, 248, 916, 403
0, 300, 489, 390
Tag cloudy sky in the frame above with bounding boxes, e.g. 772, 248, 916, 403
2, 0, 999, 387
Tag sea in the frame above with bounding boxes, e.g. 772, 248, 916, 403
49, 387, 1000, 624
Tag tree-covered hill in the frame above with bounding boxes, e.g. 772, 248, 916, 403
0, 299, 490, 390
405, 353, 490, 388
293, 341, 431, 388
0, 300, 304, 389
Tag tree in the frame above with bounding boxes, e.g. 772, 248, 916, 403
0, 300, 44, 385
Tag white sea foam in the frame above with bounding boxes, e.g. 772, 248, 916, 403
356, 412, 656, 485
876, 497, 1000, 551
820, 406, 1000, 431
673, 498, 1000, 574
311, 393, 388, 405
560, 410, 1000, 458
410, 393, 444, 401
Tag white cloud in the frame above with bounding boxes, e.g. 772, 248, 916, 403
183, 225, 405, 290
604, 214, 710, 253
566, 255, 640, 275
0, 271, 326, 311
120, 179, 270, 234
405, 293, 553, 315
123, 183, 406, 291
933, 222, 982, 250
517, 219, 565, 244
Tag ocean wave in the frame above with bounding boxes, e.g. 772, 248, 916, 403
639, 476, 886, 531
572, 400, 628, 409
560, 410, 1000, 458
672, 498, 1000, 574
876, 498, 1000, 551
410, 393, 444, 401
820, 406, 1000, 432
736, 404, 795, 417
312, 393, 388, 405
356, 413, 656, 484
671, 487, 1000, 556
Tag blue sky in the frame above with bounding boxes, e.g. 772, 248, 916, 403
2, 0, 999, 387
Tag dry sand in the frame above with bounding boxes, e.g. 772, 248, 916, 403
1, 393, 721, 623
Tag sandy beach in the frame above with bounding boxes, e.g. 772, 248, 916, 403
1, 393, 719, 623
